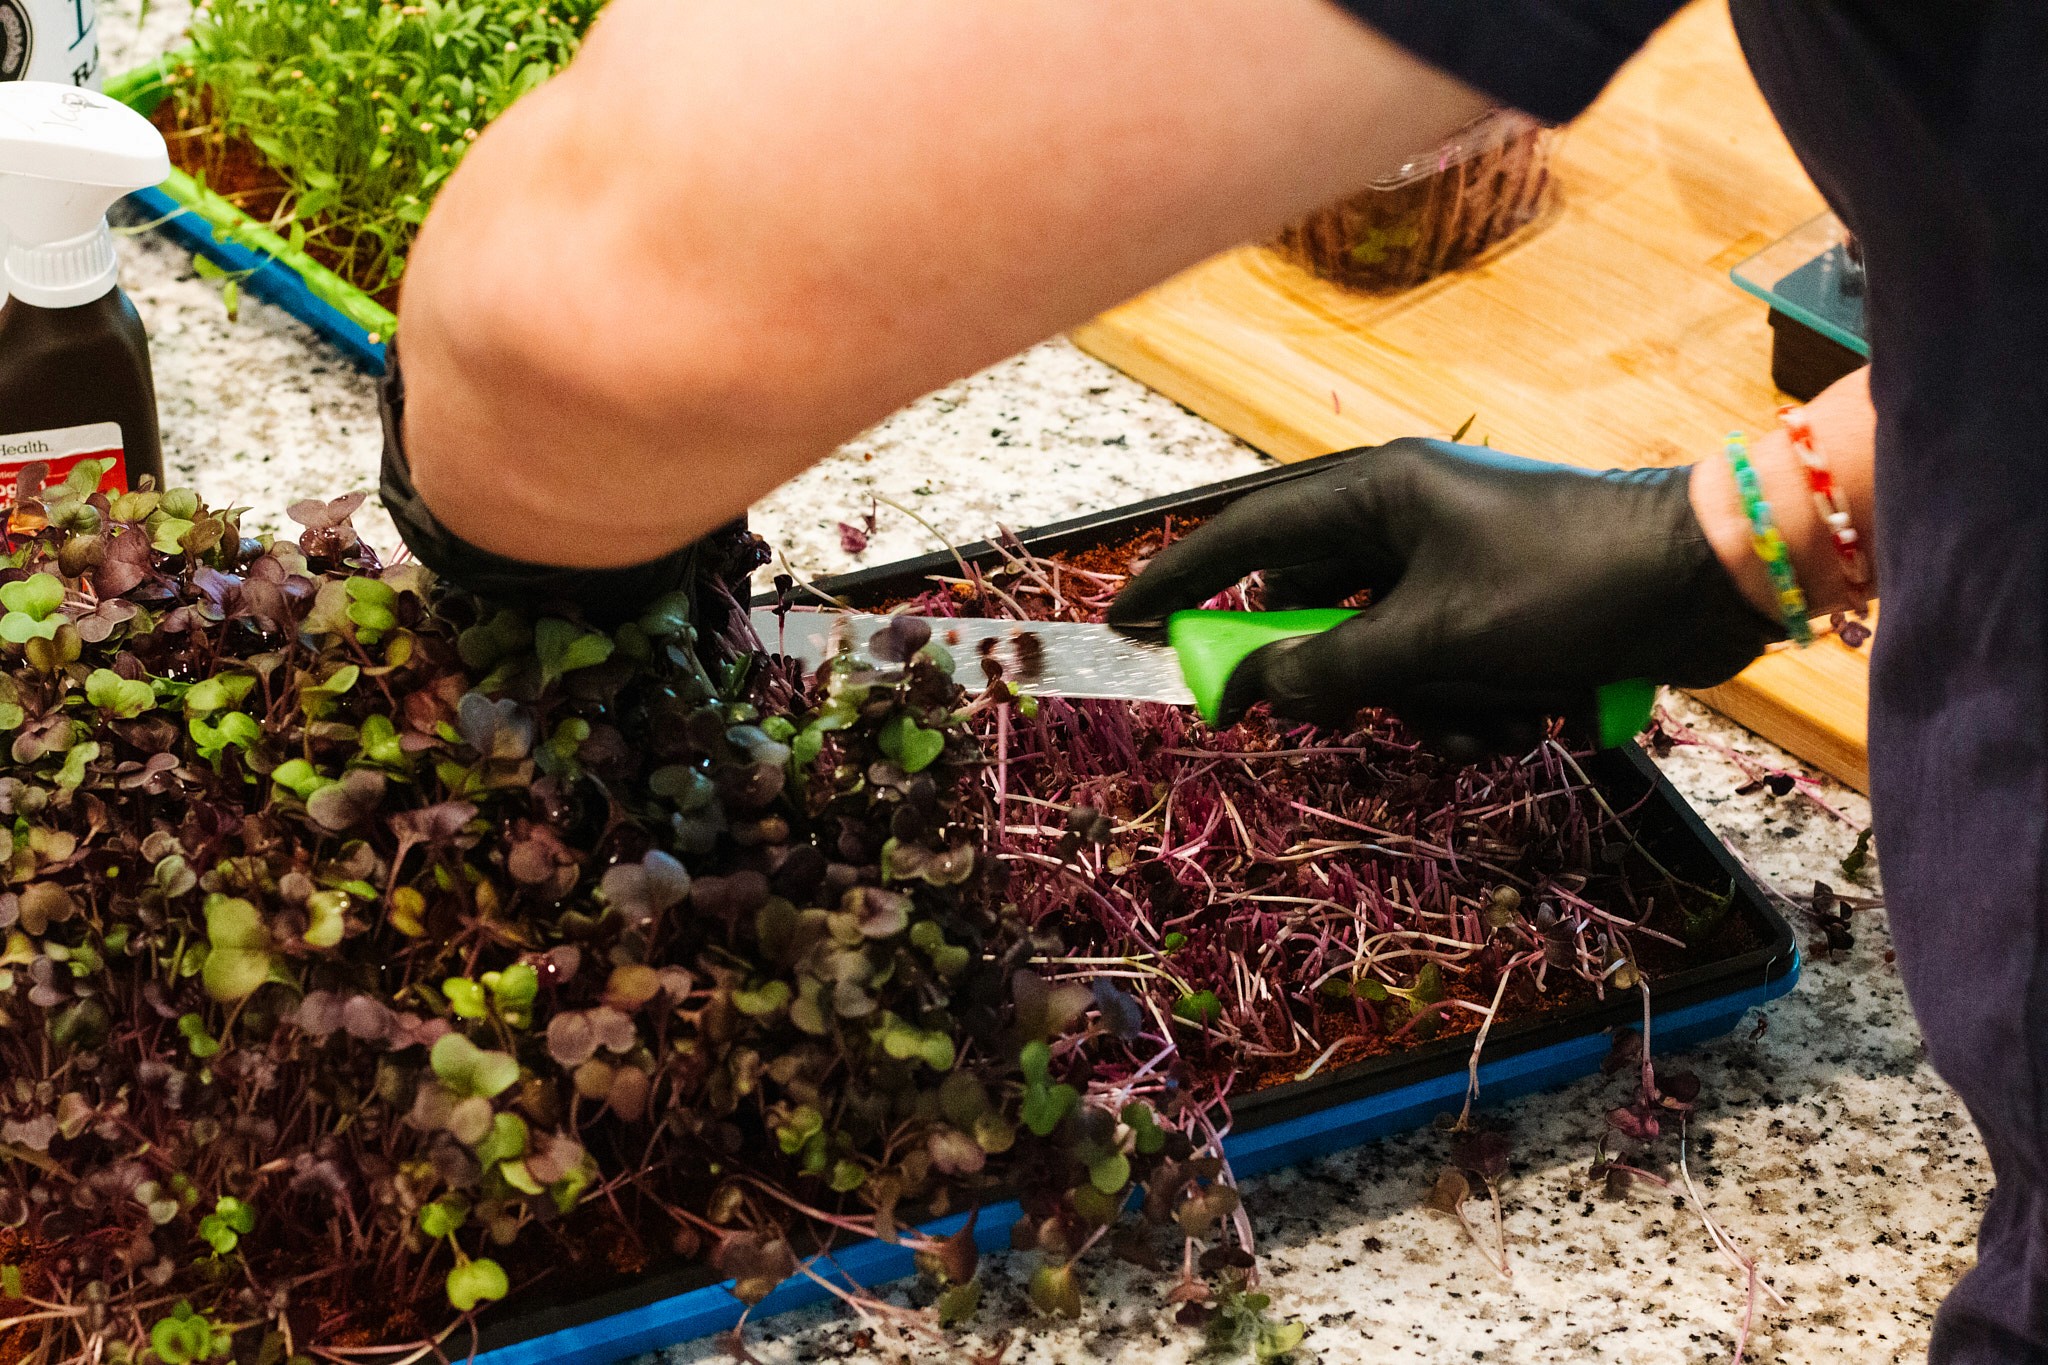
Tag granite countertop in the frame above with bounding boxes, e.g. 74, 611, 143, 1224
90, 4, 1977, 1358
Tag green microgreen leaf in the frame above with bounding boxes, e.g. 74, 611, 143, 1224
474, 1112, 529, 1170
490, 962, 539, 1008
444, 1257, 508, 1312
1028, 1263, 1082, 1318
1087, 1150, 1130, 1195
417, 1195, 469, 1240
430, 1032, 520, 1099
303, 890, 350, 948
1840, 827, 1874, 881
201, 893, 273, 1002
0, 574, 64, 621
533, 617, 612, 681
176, 1013, 221, 1060
85, 669, 154, 718
443, 977, 488, 1019
1122, 1102, 1166, 1155
54, 741, 99, 791
0, 613, 60, 644
877, 713, 944, 773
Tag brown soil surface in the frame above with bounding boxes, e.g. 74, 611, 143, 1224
0, 1228, 53, 1365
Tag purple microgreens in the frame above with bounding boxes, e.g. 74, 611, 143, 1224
877, 522, 1763, 1349
1420, 1165, 1510, 1280
1648, 705, 1865, 829
1826, 608, 1872, 650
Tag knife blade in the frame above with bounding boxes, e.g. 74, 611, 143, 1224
750, 606, 1658, 747
750, 608, 1196, 706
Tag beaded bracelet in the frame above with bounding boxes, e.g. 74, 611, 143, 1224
1726, 432, 1814, 646
1777, 404, 1872, 607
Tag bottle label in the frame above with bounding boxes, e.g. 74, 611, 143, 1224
1, 0, 100, 86
0, 421, 127, 502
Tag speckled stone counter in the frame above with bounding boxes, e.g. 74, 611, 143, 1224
90, 5, 1973, 1357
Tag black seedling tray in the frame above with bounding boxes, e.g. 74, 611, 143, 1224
465, 455, 1798, 1365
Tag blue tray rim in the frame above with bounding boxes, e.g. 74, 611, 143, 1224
126, 185, 389, 374
467, 959, 1796, 1365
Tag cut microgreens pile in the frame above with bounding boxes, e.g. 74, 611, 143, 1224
162, 0, 605, 302
0, 463, 1763, 1365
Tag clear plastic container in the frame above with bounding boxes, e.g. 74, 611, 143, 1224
1272, 109, 1561, 293
1728, 211, 1868, 355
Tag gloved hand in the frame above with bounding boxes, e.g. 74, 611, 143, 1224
1108, 438, 1781, 753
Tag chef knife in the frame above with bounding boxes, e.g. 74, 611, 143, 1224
750, 607, 1656, 748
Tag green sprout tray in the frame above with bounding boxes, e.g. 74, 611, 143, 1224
443, 459, 1801, 1365
106, 58, 392, 374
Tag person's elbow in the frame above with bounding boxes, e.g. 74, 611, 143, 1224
394, 90, 835, 561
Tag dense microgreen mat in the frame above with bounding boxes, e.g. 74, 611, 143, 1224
0, 464, 1770, 1363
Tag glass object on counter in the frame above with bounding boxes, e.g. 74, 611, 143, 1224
1730, 211, 1870, 357
1271, 109, 1561, 293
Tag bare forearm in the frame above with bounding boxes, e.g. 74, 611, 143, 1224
395, 0, 1490, 567
1690, 366, 1876, 623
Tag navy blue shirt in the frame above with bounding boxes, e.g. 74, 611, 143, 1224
1334, 3, 2048, 1358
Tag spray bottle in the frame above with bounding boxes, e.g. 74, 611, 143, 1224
2, 0, 101, 299
0, 82, 167, 498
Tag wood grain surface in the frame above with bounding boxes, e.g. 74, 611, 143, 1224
1069, 0, 1872, 790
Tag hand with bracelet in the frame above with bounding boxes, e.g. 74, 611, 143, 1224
1108, 367, 1876, 753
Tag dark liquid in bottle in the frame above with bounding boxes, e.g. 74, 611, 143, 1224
0, 289, 164, 490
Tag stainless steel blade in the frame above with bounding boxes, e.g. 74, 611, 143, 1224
750, 609, 1195, 706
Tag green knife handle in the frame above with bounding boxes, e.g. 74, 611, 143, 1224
1163, 608, 1655, 747
1591, 676, 1658, 750
1166, 608, 1358, 726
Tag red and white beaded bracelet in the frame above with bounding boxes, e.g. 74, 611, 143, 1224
1776, 404, 1872, 610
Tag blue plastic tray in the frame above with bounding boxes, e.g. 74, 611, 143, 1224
107, 59, 391, 374
125, 184, 389, 374
471, 965, 1795, 1365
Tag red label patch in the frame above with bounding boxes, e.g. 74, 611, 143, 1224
0, 421, 129, 504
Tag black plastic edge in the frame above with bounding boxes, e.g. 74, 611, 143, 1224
1768, 308, 1865, 403
754, 453, 1350, 612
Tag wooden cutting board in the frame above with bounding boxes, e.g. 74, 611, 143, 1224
1070, 0, 1872, 792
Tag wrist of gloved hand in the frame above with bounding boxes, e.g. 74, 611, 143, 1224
378, 346, 745, 626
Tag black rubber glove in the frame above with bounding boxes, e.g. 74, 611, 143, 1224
1108, 439, 1781, 753
378, 347, 762, 626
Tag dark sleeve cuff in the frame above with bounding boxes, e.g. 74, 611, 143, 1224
376, 347, 764, 627
1328, 0, 1683, 124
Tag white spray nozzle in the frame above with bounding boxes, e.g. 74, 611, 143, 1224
0, 83, 168, 308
